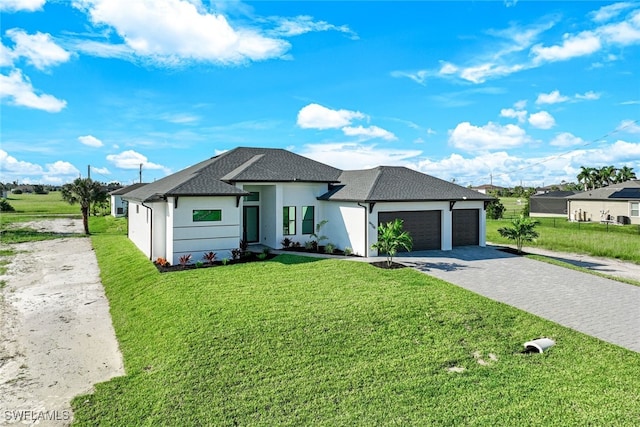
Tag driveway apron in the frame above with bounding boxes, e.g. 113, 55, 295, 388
394, 247, 640, 353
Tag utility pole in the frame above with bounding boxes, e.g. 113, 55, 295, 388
139, 163, 143, 183
88, 165, 91, 180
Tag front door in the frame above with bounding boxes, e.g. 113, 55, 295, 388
243, 206, 259, 243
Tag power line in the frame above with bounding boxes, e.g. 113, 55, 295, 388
514, 119, 639, 173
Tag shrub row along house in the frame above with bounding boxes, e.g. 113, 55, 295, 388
122, 147, 493, 264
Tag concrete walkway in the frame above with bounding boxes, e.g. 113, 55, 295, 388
393, 246, 640, 353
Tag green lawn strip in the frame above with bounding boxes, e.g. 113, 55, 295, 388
72, 235, 640, 426
525, 254, 640, 287
487, 218, 640, 264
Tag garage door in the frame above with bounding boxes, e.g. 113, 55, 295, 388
452, 209, 479, 246
378, 210, 441, 251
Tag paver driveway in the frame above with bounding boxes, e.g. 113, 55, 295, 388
394, 246, 640, 353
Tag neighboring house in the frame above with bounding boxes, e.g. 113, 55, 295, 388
124, 147, 494, 264
530, 191, 578, 218
471, 184, 504, 195
566, 180, 640, 224
110, 183, 147, 217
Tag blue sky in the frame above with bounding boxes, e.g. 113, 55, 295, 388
1, 0, 639, 188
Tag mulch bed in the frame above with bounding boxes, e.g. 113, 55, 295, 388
369, 261, 407, 269
497, 247, 529, 256
154, 253, 278, 273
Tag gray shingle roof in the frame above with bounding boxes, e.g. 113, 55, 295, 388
319, 166, 494, 202
567, 180, 640, 201
123, 147, 342, 202
109, 183, 147, 196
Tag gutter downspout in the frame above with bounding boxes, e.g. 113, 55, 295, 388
141, 200, 153, 260
357, 202, 368, 257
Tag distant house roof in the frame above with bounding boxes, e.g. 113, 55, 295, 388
531, 190, 578, 198
319, 166, 494, 202
109, 183, 147, 196
124, 147, 342, 202
566, 180, 640, 201
472, 184, 505, 191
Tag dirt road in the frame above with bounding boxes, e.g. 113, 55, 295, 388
0, 219, 124, 426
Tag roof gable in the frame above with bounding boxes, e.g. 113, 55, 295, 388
123, 147, 342, 202
320, 166, 494, 202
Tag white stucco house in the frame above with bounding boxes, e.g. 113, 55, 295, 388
110, 183, 147, 217
124, 147, 494, 264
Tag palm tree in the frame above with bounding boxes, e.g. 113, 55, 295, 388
577, 166, 595, 191
61, 178, 107, 234
371, 219, 413, 267
616, 166, 636, 183
497, 215, 539, 254
598, 165, 617, 187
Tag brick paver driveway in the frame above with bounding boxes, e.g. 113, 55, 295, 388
394, 246, 640, 353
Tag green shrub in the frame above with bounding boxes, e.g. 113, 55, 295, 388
0, 199, 15, 212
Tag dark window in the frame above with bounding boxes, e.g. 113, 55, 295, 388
302, 206, 314, 234
116, 207, 124, 214
243, 192, 259, 202
193, 209, 222, 222
283, 206, 296, 235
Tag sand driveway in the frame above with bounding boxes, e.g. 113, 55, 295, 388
0, 218, 124, 426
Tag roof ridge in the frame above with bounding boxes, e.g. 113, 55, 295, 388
365, 167, 384, 201
220, 154, 265, 181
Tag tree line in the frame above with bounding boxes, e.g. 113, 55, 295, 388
576, 165, 636, 191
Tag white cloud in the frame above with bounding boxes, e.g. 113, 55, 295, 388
500, 108, 527, 123
528, 111, 556, 129
161, 113, 200, 124
46, 160, 79, 175
0, 148, 44, 175
550, 132, 585, 147
448, 121, 531, 152
78, 135, 104, 147
341, 125, 396, 141
438, 61, 458, 75
90, 166, 111, 175
514, 99, 527, 110
0, 149, 81, 184
0, 0, 45, 12
268, 15, 357, 39
531, 31, 601, 62
106, 150, 170, 173
298, 142, 421, 170
618, 119, 640, 134
390, 70, 428, 85
575, 91, 601, 100
297, 103, 366, 130
0, 43, 14, 67
73, 0, 290, 66
5, 28, 71, 70
459, 62, 525, 84
591, 2, 636, 23
0, 69, 67, 112
536, 90, 569, 105
598, 11, 640, 45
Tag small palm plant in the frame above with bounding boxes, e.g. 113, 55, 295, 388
371, 219, 413, 268
497, 215, 539, 254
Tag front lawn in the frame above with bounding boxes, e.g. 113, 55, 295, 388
487, 217, 640, 263
71, 235, 640, 426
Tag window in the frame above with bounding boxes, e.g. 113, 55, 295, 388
302, 206, 315, 234
631, 202, 639, 217
243, 192, 259, 202
193, 209, 222, 222
116, 207, 124, 214
283, 206, 296, 235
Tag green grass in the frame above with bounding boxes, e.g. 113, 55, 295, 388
71, 235, 640, 426
488, 217, 640, 263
